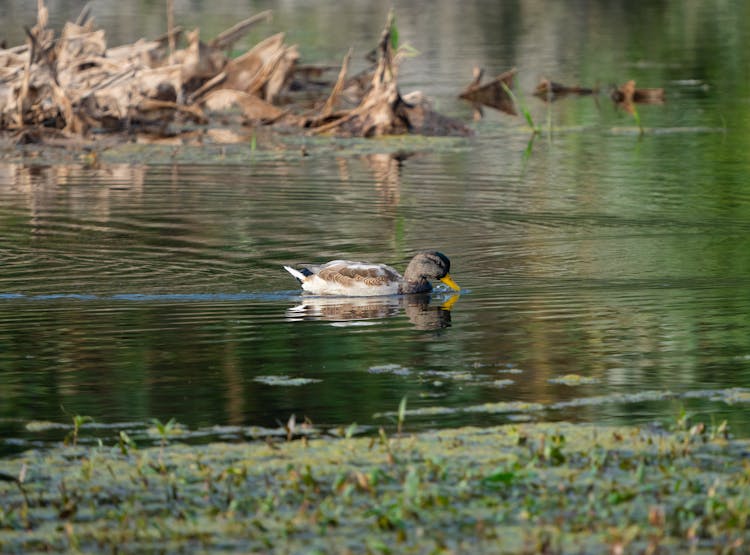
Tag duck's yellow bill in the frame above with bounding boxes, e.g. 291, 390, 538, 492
440, 274, 461, 292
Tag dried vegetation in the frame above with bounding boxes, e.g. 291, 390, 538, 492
0, 2, 664, 146
0, 3, 472, 144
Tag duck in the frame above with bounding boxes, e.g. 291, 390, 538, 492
283, 250, 460, 296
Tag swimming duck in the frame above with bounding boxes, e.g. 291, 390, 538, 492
283, 250, 460, 296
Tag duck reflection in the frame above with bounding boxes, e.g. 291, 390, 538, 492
285, 293, 459, 329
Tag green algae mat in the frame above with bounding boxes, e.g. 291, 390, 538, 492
1, 422, 749, 554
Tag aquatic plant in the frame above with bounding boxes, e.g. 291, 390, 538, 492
150, 417, 179, 448
502, 82, 538, 133
2, 419, 748, 553
64, 415, 94, 447
397, 396, 408, 435
118, 430, 137, 456
389, 14, 399, 51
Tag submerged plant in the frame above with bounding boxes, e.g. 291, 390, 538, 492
631, 103, 643, 135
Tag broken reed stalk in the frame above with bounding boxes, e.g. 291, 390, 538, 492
167, 0, 175, 65
209, 10, 273, 51
16, 29, 34, 128
458, 67, 517, 117
310, 9, 423, 137
320, 47, 352, 118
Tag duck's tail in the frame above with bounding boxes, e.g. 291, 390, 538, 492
283, 265, 310, 283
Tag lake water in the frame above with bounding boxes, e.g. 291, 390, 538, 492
1, 1, 750, 452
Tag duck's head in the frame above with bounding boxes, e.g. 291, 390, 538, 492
404, 251, 461, 292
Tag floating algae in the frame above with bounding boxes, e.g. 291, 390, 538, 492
253, 375, 322, 386
377, 387, 750, 420
548, 373, 601, 386
367, 364, 412, 376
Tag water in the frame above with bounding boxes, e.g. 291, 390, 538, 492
1, 1, 750, 452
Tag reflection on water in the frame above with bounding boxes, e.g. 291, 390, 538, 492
1, 0, 750, 453
2, 126, 750, 454
285, 293, 458, 329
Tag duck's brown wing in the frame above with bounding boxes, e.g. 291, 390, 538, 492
317, 261, 402, 288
